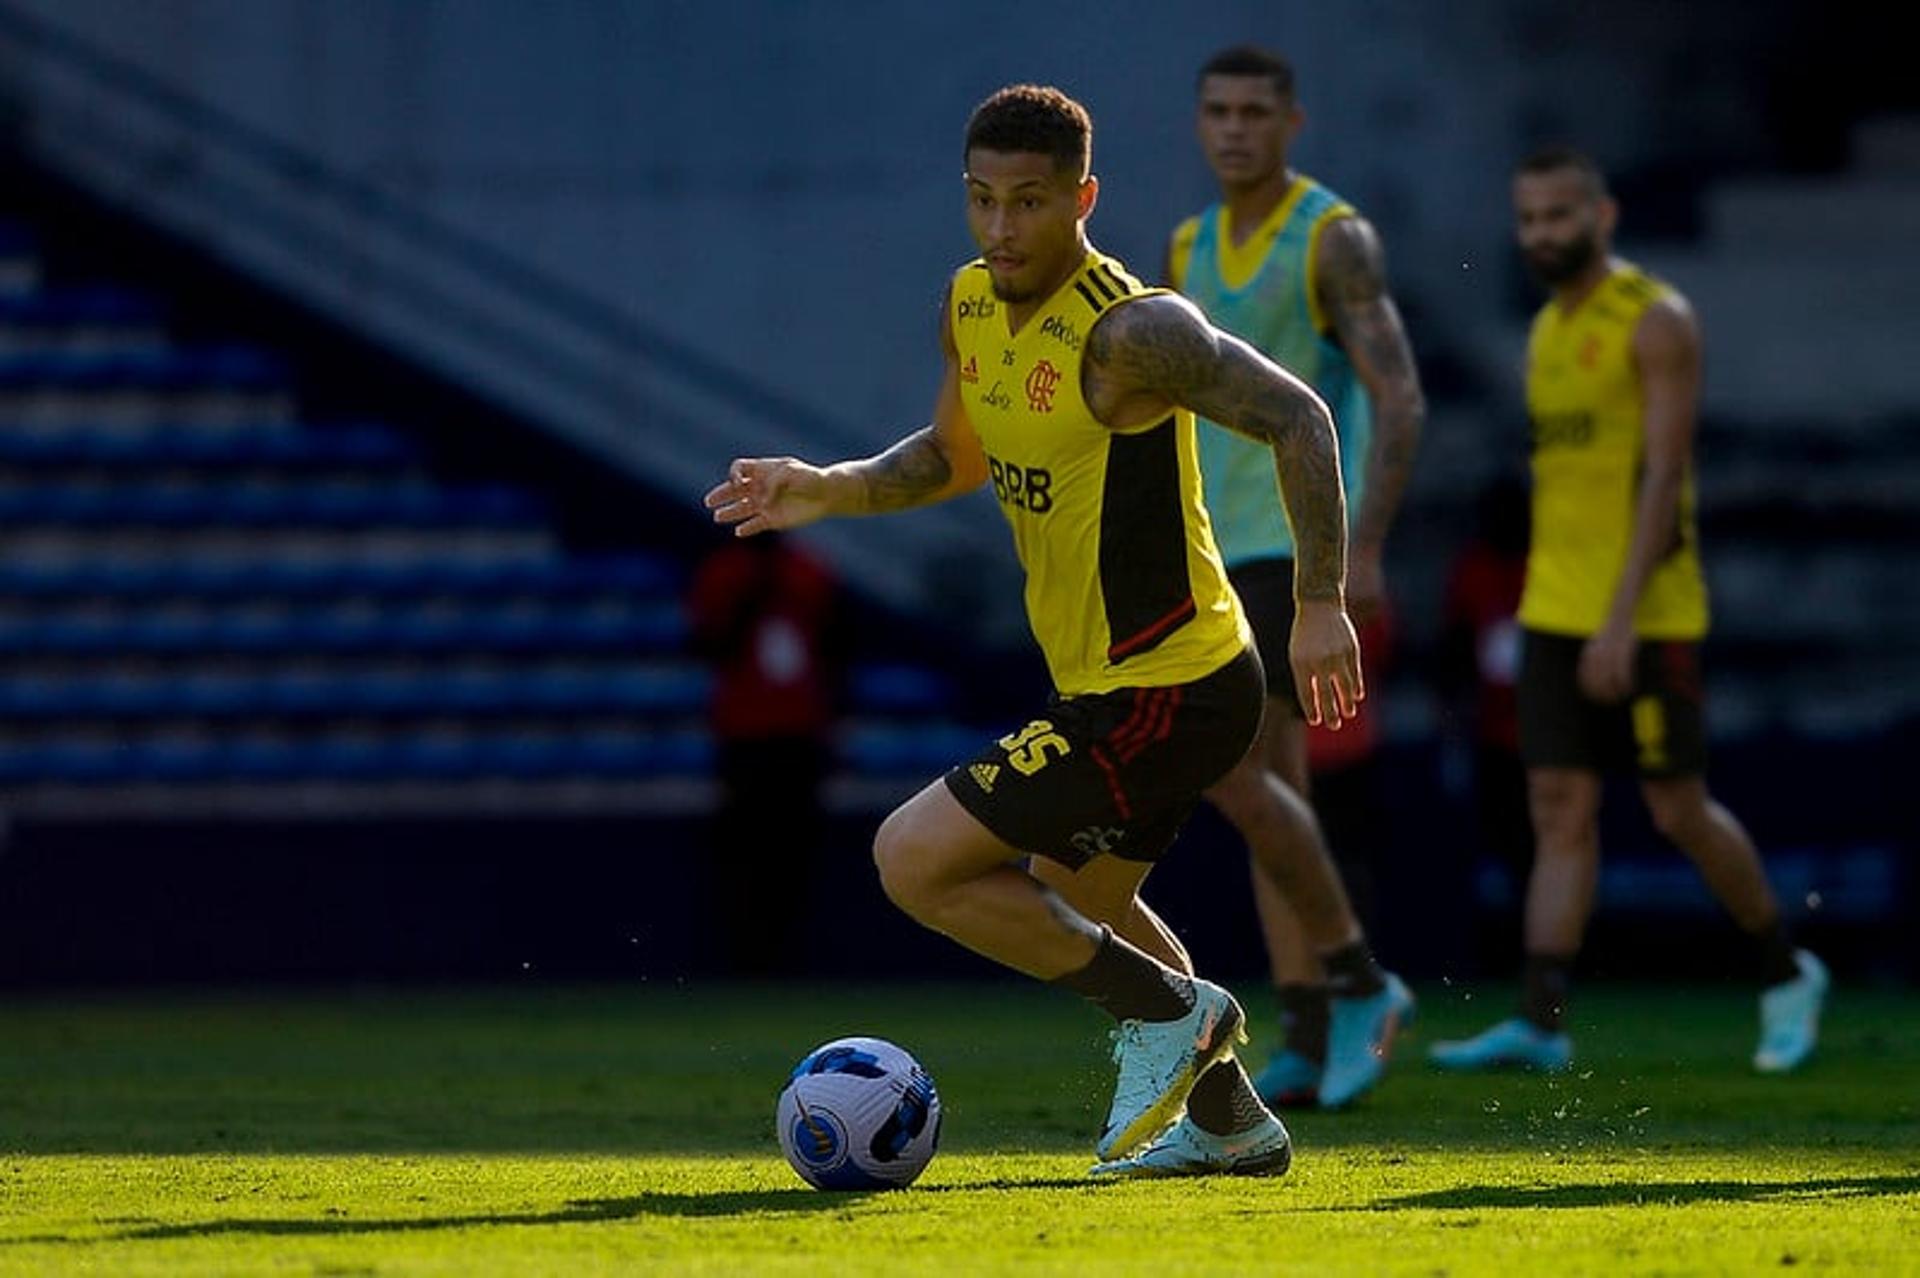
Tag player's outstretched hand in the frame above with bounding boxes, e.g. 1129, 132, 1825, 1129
1290, 600, 1365, 731
703, 457, 834, 536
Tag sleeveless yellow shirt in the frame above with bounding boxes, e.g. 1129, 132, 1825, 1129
949, 248, 1250, 696
1519, 262, 1709, 639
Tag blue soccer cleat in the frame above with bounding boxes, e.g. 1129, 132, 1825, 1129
1096, 978, 1246, 1161
1754, 948, 1828, 1074
1089, 1109, 1293, 1180
1427, 1016, 1573, 1073
1319, 971, 1413, 1109
1251, 1048, 1322, 1108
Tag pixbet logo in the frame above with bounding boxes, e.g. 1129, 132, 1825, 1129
957, 297, 998, 320
1041, 315, 1081, 350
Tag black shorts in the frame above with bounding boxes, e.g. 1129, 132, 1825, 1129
1517, 629, 1707, 778
1227, 557, 1305, 714
944, 647, 1264, 870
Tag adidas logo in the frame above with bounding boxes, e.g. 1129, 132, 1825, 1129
969, 762, 1000, 793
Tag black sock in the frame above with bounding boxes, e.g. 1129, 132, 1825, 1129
1052, 925, 1196, 1021
1321, 939, 1386, 999
1187, 1056, 1273, 1136
1522, 953, 1574, 1032
1276, 983, 1330, 1065
1749, 917, 1800, 986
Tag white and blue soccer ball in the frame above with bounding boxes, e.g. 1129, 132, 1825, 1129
776, 1035, 942, 1190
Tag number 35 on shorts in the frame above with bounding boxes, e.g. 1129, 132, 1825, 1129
997, 720, 1070, 776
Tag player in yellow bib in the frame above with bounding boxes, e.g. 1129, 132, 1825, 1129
1429, 148, 1827, 1076
707, 86, 1362, 1177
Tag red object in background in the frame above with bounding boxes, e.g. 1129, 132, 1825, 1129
686, 534, 841, 742
1444, 540, 1527, 753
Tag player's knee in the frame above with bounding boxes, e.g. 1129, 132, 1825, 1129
872, 807, 934, 917
1203, 751, 1272, 825
1643, 782, 1708, 843
1528, 772, 1600, 848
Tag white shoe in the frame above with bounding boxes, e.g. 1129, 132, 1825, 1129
1754, 949, 1828, 1074
1096, 979, 1246, 1161
1090, 1110, 1292, 1180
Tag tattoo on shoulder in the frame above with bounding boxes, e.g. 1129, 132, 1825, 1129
1317, 217, 1387, 307
1085, 294, 1219, 403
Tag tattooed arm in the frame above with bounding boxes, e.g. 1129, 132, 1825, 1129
1084, 293, 1346, 602
1316, 216, 1425, 620
706, 285, 989, 534
1083, 293, 1363, 725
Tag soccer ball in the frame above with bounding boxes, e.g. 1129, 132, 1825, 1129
776, 1036, 942, 1190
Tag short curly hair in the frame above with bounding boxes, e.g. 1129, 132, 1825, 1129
964, 84, 1091, 177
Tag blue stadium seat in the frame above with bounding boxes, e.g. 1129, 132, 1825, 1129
848, 663, 952, 713
840, 723, 985, 776
0, 284, 164, 327
0, 481, 545, 529
0, 422, 414, 469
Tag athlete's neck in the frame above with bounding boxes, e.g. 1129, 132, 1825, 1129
1551, 254, 1622, 314
1221, 169, 1295, 248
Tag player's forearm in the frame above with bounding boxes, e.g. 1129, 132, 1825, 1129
1350, 388, 1425, 552
1267, 401, 1349, 604
830, 426, 961, 516
1606, 461, 1685, 626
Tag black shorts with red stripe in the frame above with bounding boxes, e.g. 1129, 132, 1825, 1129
943, 647, 1264, 870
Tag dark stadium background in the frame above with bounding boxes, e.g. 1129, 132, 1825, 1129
0, 0, 1910, 991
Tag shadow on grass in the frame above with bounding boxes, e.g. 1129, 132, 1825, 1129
1340, 1174, 1920, 1212
2, 1176, 1101, 1245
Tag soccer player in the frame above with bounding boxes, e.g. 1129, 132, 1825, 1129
1169, 45, 1425, 1108
1428, 147, 1827, 1074
707, 85, 1360, 1177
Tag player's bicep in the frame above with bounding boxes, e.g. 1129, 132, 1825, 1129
1633, 298, 1701, 469
931, 286, 988, 491
1185, 332, 1331, 446
1318, 218, 1422, 399
1089, 293, 1327, 445
932, 355, 989, 492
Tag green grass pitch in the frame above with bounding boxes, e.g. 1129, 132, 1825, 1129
2, 979, 1915, 1275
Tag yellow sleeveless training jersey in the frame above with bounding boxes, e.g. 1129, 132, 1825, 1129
1519, 261, 1708, 639
949, 248, 1250, 696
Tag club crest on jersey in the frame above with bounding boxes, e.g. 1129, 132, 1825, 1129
1025, 359, 1062, 413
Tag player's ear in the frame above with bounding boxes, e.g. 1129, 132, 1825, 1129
1596, 195, 1620, 240
1077, 174, 1099, 221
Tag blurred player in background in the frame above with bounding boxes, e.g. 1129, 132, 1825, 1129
707, 84, 1376, 1177
1170, 45, 1425, 1108
686, 529, 846, 975
1430, 147, 1827, 1074
1438, 471, 1534, 895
